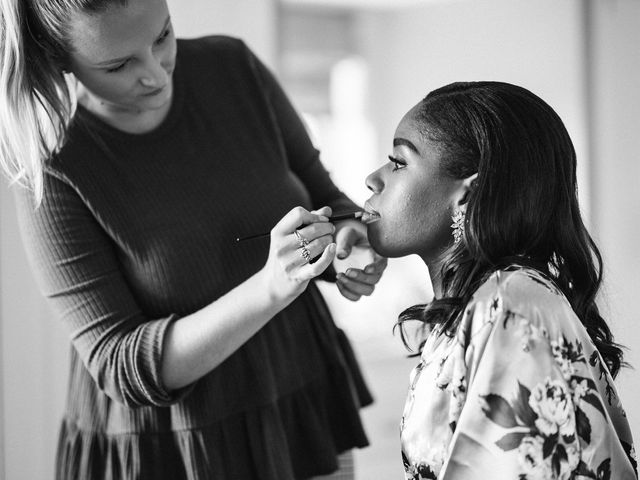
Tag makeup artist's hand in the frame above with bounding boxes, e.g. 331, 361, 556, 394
334, 220, 388, 301
262, 206, 337, 305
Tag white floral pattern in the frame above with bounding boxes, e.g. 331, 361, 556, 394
529, 378, 575, 436
517, 436, 551, 480
400, 267, 637, 480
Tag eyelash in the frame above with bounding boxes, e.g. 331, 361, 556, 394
388, 155, 407, 171
105, 28, 171, 73
106, 61, 128, 73
155, 27, 171, 45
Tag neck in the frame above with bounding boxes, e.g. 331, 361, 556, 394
423, 243, 454, 298
425, 258, 445, 298
76, 85, 172, 134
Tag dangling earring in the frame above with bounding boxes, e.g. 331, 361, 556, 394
451, 209, 465, 244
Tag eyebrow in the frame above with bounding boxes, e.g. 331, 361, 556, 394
94, 15, 171, 66
393, 137, 420, 153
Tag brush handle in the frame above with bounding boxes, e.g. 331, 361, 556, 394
236, 211, 364, 242
327, 211, 364, 222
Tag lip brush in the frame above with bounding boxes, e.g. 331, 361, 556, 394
236, 211, 364, 242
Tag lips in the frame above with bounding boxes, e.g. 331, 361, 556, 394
362, 201, 381, 224
142, 87, 165, 97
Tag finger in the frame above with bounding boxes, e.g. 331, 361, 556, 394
334, 228, 360, 260
336, 272, 376, 296
297, 222, 335, 244
336, 277, 362, 302
363, 257, 388, 275
343, 267, 382, 286
302, 243, 336, 278
273, 206, 329, 235
310, 206, 332, 218
295, 234, 334, 264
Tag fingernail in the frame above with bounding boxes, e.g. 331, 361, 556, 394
337, 252, 346, 259
328, 243, 336, 254
364, 265, 374, 274
346, 270, 357, 278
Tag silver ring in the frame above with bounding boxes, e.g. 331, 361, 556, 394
300, 246, 312, 263
294, 229, 310, 248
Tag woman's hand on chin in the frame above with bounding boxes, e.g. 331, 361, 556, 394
334, 219, 388, 301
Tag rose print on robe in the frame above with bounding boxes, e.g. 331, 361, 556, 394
400, 267, 637, 480
481, 378, 581, 479
481, 334, 630, 480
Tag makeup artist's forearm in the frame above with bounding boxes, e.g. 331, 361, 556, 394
160, 271, 289, 390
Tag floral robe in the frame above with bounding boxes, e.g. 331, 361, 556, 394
400, 267, 637, 480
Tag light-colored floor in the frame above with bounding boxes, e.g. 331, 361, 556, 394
317, 254, 432, 479
351, 348, 415, 479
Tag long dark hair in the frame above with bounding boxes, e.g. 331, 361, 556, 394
397, 81, 625, 378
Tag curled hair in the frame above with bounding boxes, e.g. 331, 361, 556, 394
397, 81, 625, 378
0, 0, 125, 204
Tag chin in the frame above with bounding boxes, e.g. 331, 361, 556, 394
146, 99, 170, 112
366, 228, 407, 259
138, 85, 173, 110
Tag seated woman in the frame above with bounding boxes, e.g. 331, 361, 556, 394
362, 81, 637, 479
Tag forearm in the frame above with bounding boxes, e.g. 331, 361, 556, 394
246, 42, 357, 213
20, 180, 334, 402
160, 268, 291, 390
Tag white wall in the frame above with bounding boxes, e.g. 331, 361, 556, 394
357, 0, 590, 214
0, 185, 69, 480
588, 0, 640, 440
167, 0, 277, 66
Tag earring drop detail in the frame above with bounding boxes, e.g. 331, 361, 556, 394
451, 210, 465, 244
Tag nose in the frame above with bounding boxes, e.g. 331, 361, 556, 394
139, 52, 169, 88
365, 167, 384, 193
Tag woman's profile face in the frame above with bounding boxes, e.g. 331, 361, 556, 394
67, 0, 176, 114
364, 105, 464, 262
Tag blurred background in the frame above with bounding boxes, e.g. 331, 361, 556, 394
1, 0, 639, 478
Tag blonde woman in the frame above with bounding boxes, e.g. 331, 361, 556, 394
0, 0, 387, 478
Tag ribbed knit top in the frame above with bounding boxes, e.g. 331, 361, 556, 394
15, 36, 372, 480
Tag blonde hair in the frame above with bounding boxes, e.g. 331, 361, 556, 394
0, 0, 75, 205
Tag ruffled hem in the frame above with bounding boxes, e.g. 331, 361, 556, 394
56, 375, 369, 480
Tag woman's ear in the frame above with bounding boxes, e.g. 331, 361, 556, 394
457, 172, 478, 207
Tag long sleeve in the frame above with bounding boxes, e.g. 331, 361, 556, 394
240, 41, 358, 283
401, 268, 637, 480
445, 309, 634, 479
244, 41, 359, 215
14, 174, 191, 407
14, 36, 372, 480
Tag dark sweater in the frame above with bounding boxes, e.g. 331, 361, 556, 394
15, 36, 371, 480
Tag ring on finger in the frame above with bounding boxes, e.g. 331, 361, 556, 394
299, 245, 312, 264
294, 229, 310, 248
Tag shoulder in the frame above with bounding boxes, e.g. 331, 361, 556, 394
44, 117, 96, 184
461, 266, 583, 344
176, 35, 251, 63
472, 266, 569, 316
175, 35, 266, 91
